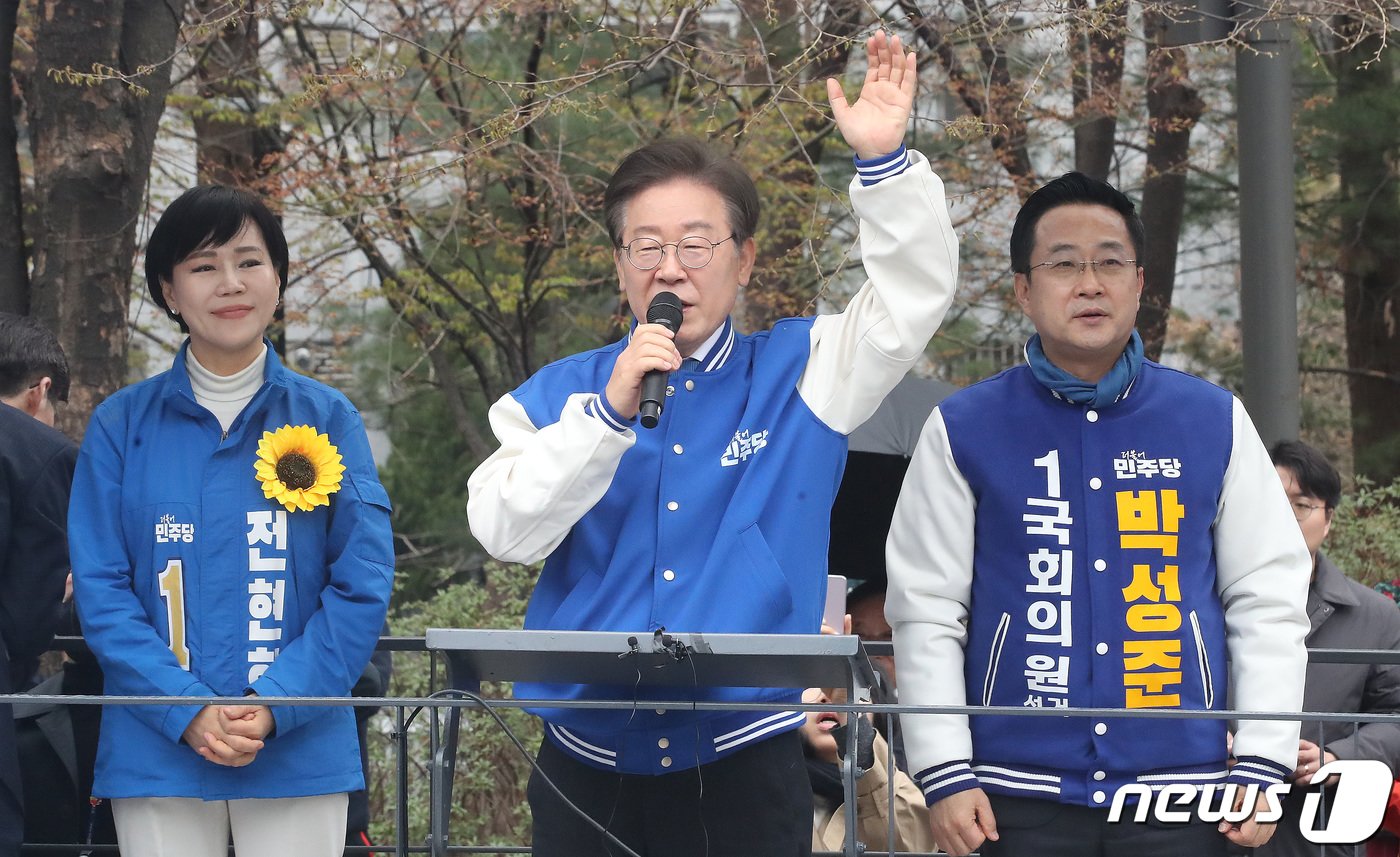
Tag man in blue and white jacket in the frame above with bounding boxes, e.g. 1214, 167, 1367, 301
886, 172, 1311, 857
467, 32, 957, 857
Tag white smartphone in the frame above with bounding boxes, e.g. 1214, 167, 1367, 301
823, 574, 848, 632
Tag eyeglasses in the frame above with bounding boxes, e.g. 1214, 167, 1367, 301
1291, 500, 1326, 522
1027, 258, 1139, 282
1288, 498, 1321, 518
620, 234, 735, 271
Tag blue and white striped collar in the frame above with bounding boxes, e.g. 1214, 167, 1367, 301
627, 316, 735, 373
687, 317, 734, 372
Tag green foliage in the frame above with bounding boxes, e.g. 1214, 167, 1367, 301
347, 309, 490, 602
367, 560, 541, 847
1328, 478, 1400, 588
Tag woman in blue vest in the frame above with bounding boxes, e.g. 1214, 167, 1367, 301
69, 186, 394, 857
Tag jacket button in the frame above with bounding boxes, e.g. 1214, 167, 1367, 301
1086, 410, 1099, 422
1094, 559, 1107, 572
685, 380, 695, 391
658, 737, 670, 749
660, 756, 673, 768
673, 444, 684, 454
667, 501, 679, 511
1093, 790, 1106, 803
1094, 770, 1106, 781
663, 569, 676, 581
1094, 722, 1108, 735
666, 385, 675, 397
1095, 643, 1108, 655
1089, 477, 1102, 490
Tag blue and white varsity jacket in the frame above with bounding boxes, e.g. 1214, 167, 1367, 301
69, 343, 395, 799
886, 359, 1310, 809
467, 150, 959, 775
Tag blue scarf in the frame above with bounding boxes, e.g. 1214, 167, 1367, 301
1025, 329, 1144, 408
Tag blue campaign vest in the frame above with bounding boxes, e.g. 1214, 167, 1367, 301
940, 361, 1234, 803
69, 344, 394, 799
508, 317, 848, 773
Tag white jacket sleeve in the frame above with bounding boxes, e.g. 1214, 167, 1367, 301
885, 409, 979, 777
466, 392, 635, 564
799, 150, 959, 433
1215, 396, 1311, 773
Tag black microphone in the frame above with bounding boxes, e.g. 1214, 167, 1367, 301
638, 291, 683, 429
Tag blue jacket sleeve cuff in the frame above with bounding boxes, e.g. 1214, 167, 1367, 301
854, 145, 911, 186
1226, 755, 1291, 788
586, 393, 634, 433
916, 760, 981, 806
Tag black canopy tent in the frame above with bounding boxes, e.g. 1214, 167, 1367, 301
828, 374, 957, 584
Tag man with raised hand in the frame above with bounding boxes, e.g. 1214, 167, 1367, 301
469, 31, 958, 857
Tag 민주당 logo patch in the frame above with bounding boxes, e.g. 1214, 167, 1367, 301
720, 428, 769, 467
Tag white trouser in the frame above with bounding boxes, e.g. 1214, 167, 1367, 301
111, 792, 348, 857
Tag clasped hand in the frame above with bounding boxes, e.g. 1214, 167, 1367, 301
183, 702, 275, 767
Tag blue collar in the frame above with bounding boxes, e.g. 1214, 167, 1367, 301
1024, 329, 1144, 408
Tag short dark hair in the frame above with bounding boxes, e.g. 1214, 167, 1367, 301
847, 579, 886, 609
0, 312, 69, 402
603, 138, 760, 247
144, 185, 289, 331
1010, 172, 1146, 275
1270, 440, 1343, 511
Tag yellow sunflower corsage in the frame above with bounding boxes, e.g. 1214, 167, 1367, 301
254, 424, 345, 512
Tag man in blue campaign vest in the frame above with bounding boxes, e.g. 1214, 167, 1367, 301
467, 31, 958, 857
885, 172, 1312, 857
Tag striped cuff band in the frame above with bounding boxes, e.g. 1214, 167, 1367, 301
1226, 755, 1292, 788
586, 393, 632, 432
854, 145, 911, 186
916, 759, 981, 806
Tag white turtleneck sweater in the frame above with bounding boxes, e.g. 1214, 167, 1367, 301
186, 346, 267, 433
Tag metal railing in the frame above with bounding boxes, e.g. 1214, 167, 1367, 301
12, 638, 1400, 856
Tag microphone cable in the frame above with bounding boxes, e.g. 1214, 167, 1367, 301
422, 688, 644, 857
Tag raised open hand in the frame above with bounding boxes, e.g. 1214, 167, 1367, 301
826, 31, 918, 160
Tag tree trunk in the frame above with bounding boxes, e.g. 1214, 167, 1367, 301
0, 0, 26, 315
193, 0, 276, 189
1137, 15, 1202, 361
1336, 22, 1400, 483
191, 0, 286, 355
1070, 0, 1126, 181
901, 0, 1036, 196
25, 0, 188, 437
